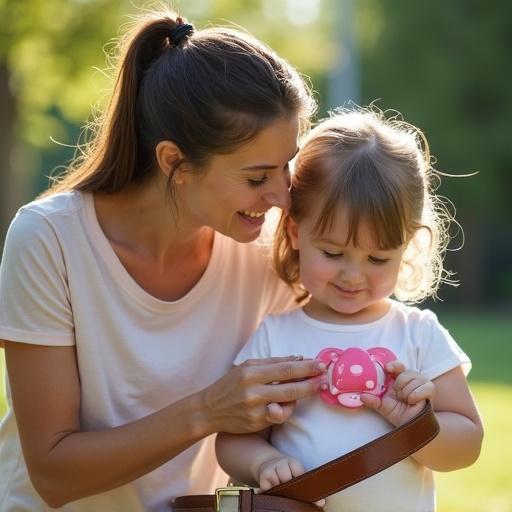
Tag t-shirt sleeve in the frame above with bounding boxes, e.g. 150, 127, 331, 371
0, 209, 75, 345
415, 310, 471, 380
233, 319, 272, 366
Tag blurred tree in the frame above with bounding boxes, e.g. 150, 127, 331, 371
0, 0, 127, 248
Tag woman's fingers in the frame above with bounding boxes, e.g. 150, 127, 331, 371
243, 355, 303, 366
202, 359, 326, 434
263, 374, 325, 403
240, 359, 326, 385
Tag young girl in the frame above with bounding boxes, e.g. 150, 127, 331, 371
216, 109, 483, 511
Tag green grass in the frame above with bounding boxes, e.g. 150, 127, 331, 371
1, 311, 511, 511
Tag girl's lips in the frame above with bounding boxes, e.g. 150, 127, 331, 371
332, 284, 365, 296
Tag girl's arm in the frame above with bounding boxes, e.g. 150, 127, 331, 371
408, 365, 483, 471
5, 341, 324, 507
363, 363, 483, 471
216, 430, 305, 491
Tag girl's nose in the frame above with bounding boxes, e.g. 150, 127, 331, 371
340, 262, 364, 284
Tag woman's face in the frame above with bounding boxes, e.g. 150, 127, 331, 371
177, 116, 300, 243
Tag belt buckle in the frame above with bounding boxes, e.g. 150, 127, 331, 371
215, 485, 251, 512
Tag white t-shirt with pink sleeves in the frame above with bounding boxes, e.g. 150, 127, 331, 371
234, 303, 471, 512
0, 191, 296, 512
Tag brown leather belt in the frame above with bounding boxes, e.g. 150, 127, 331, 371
174, 400, 439, 511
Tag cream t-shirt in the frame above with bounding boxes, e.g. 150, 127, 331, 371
0, 191, 295, 512
234, 302, 471, 512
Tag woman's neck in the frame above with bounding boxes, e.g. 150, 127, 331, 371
93, 180, 212, 270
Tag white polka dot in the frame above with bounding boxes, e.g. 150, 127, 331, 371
350, 364, 363, 375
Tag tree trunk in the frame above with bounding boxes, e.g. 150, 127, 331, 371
0, 60, 17, 252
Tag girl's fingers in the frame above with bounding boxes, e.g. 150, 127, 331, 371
386, 360, 406, 375
404, 382, 434, 403
360, 393, 381, 409
275, 462, 293, 483
259, 474, 277, 491
393, 370, 423, 392
288, 458, 305, 478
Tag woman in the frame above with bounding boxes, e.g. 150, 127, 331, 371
0, 10, 325, 511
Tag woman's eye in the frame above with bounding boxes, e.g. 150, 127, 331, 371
248, 177, 268, 188
322, 250, 343, 259
369, 256, 389, 264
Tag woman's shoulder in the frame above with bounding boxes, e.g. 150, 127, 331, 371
4, 191, 86, 252
17, 190, 84, 220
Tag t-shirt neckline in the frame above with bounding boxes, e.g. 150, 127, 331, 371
81, 191, 223, 312
296, 301, 397, 332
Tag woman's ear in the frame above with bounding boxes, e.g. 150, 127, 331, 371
155, 141, 190, 184
286, 216, 300, 250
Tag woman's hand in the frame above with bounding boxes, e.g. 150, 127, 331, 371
361, 361, 434, 427
200, 356, 326, 434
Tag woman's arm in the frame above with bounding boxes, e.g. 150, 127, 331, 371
5, 341, 325, 507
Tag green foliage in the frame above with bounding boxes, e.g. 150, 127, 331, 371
1, 0, 333, 150
437, 383, 512, 512
357, 0, 512, 221
1, 0, 131, 147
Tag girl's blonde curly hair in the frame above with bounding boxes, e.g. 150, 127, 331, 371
274, 107, 456, 304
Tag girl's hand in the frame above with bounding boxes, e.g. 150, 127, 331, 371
257, 455, 305, 491
256, 455, 326, 507
361, 361, 434, 427
200, 356, 326, 435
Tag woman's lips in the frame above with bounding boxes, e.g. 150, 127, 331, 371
237, 211, 266, 227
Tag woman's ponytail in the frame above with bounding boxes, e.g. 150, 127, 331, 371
44, 9, 314, 197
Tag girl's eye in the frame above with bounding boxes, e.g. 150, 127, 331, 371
248, 177, 268, 188
322, 250, 343, 259
369, 256, 389, 264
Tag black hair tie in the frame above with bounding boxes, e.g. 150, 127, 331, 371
169, 22, 194, 46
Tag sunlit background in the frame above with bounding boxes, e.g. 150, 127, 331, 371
0, 1, 511, 510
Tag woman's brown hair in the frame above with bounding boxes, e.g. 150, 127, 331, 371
274, 108, 455, 304
42, 9, 315, 196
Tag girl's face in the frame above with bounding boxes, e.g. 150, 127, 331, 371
176, 116, 299, 243
288, 207, 406, 323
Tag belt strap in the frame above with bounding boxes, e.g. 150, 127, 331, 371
174, 400, 438, 510
264, 400, 439, 502
173, 491, 320, 512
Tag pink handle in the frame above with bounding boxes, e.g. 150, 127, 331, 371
317, 347, 396, 408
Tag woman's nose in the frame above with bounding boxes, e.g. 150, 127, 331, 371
263, 171, 291, 211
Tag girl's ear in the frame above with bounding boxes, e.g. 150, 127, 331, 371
155, 140, 191, 184
286, 216, 300, 250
